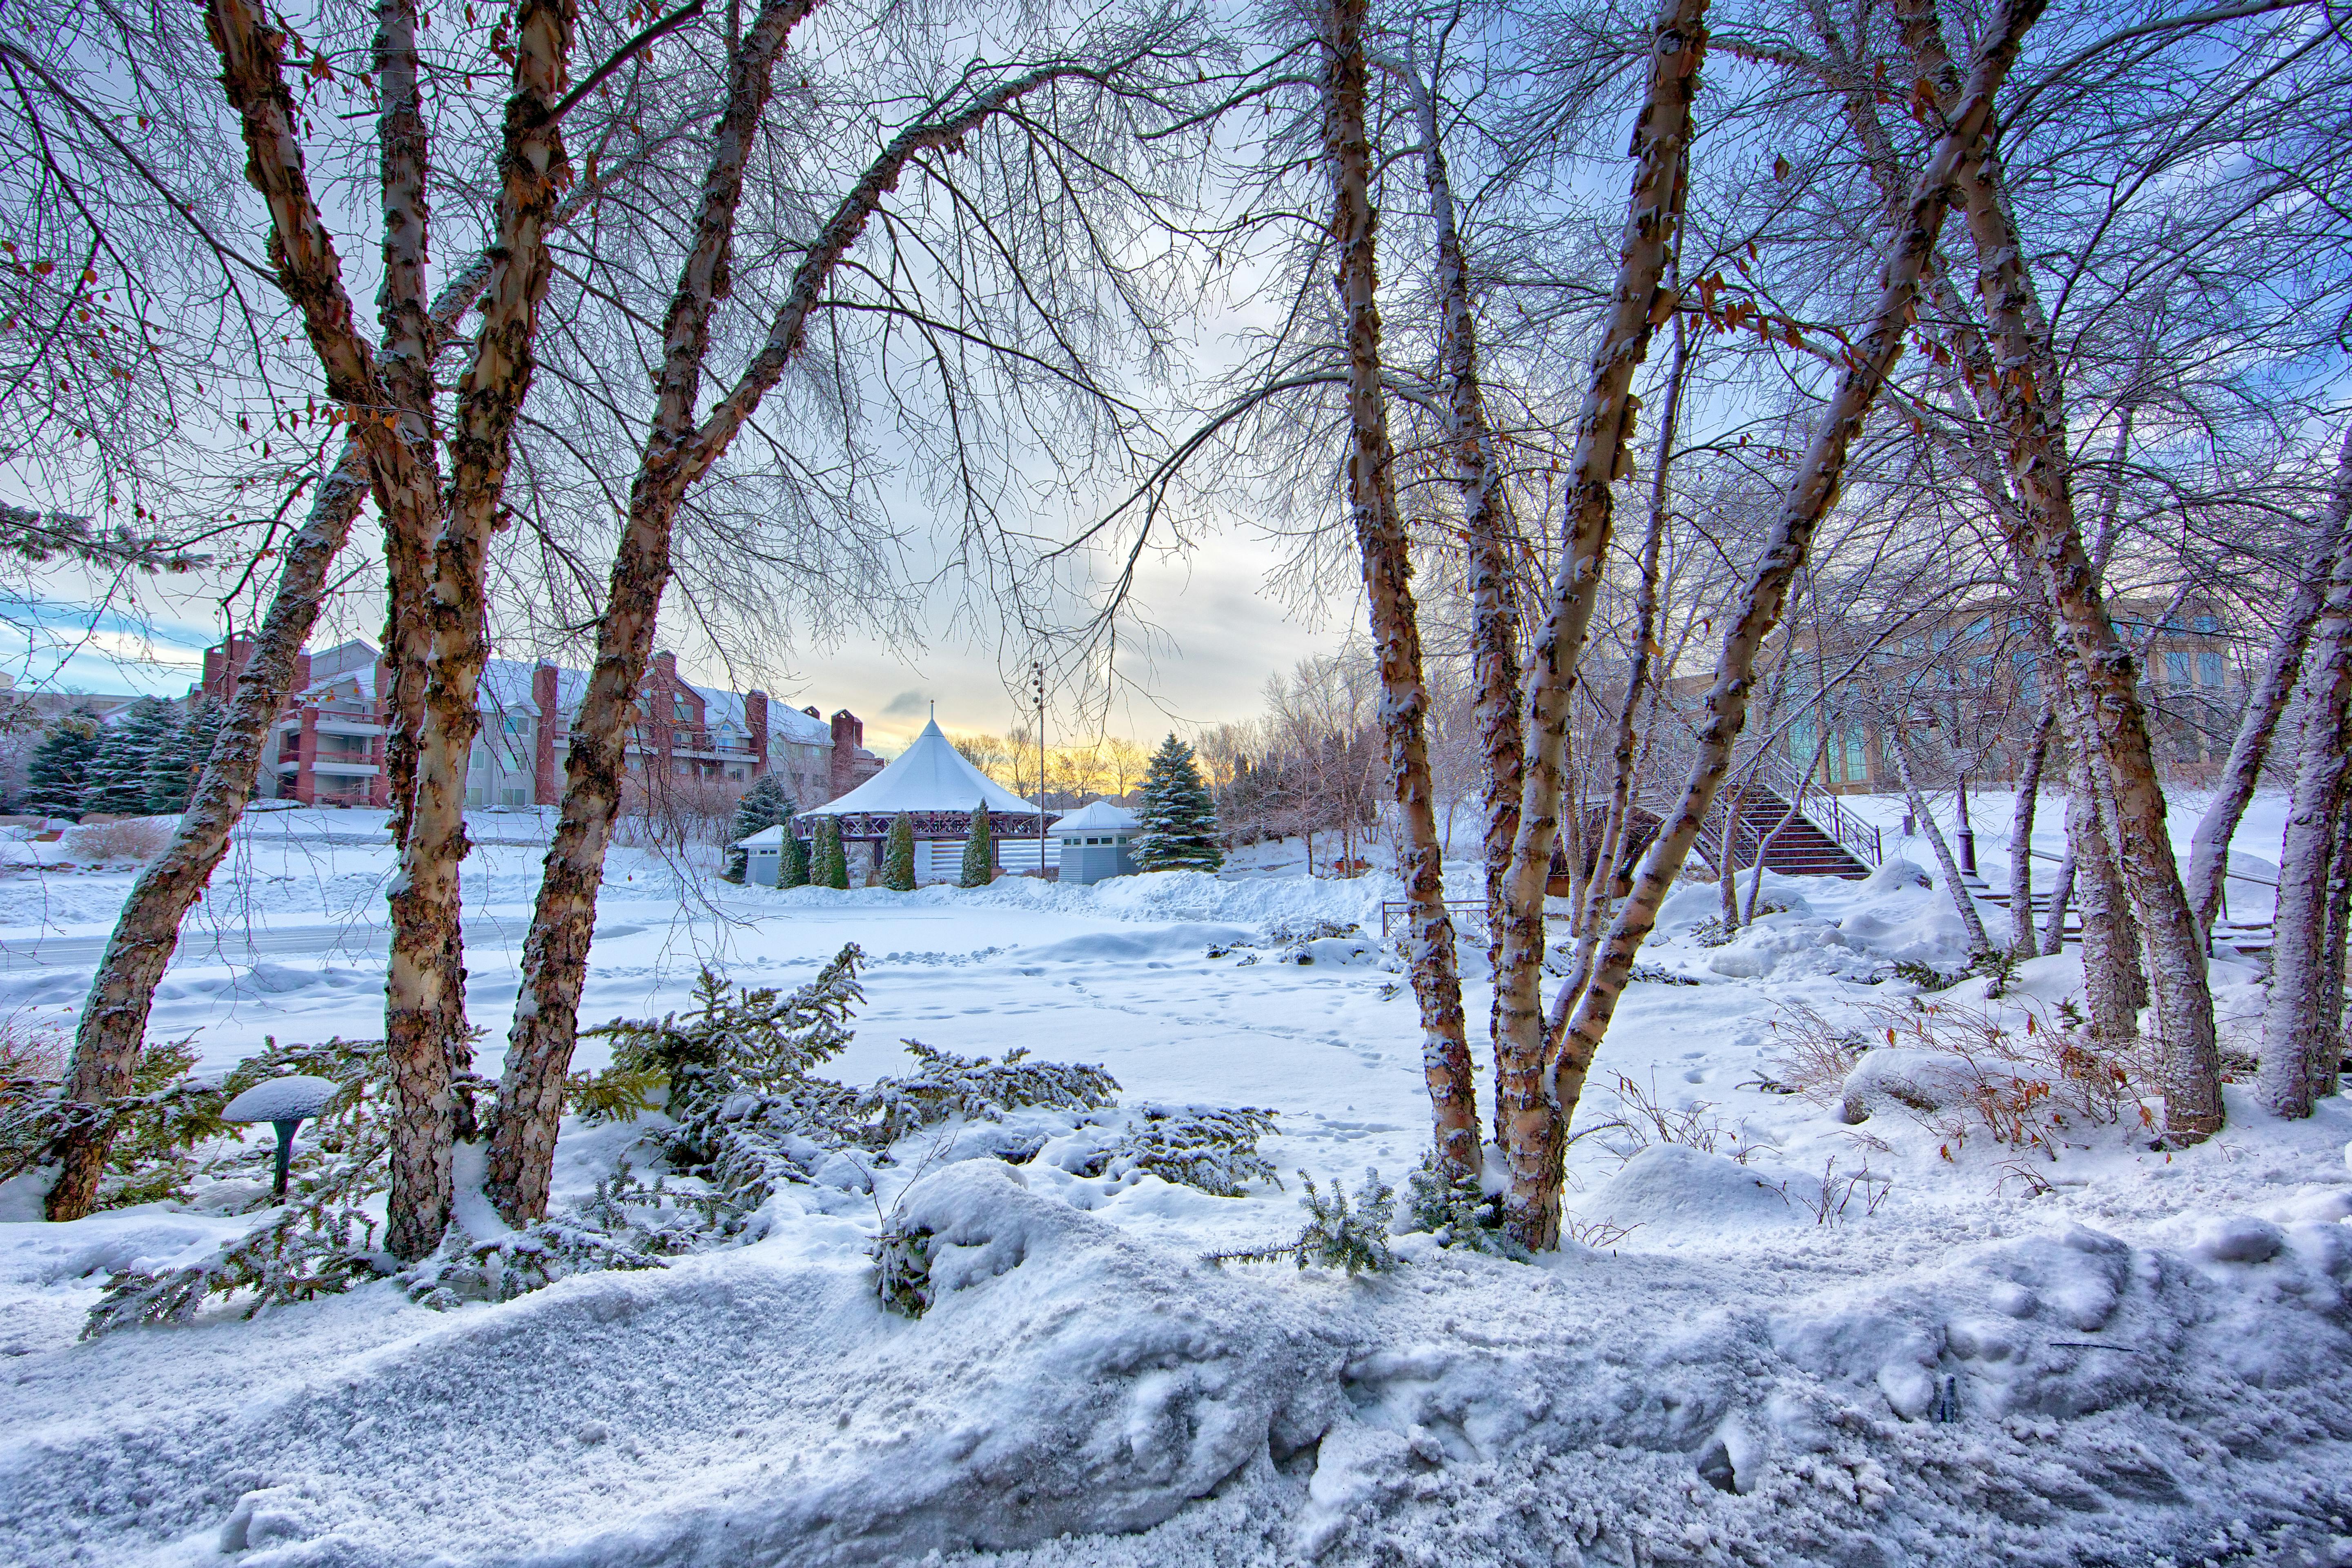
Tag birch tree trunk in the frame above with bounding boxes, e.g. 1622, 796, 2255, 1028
2187, 428, 2352, 932
2259, 536, 2352, 1116
1491, 0, 1712, 1231
2041, 851, 2076, 956
1552, 338, 1682, 1029
130, 0, 457, 1245
374, 0, 579, 1259
1746, 725, 1832, 925
1325, 2, 1478, 1177
2320, 792, 2352, 1103
1902, 0, 2220, 1140
488, 39, 1097, 1223
1887, 721, 1991, 955
1516, 0, 2046, 1247
43, 245, 494, 1222
1409, 51, 1520, 1087
2008, 709, 2054, 956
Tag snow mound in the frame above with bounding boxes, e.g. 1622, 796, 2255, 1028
1703, 914, 1875, 981
0, 1163, 1350, 1567
763, 868, 1394, 934
1838, 1046, 1983, 1124
1573, 1145, 1800, 1237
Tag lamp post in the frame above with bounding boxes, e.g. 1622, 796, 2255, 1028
1955, 768, 1976, 878
1031, 661, 1047, 875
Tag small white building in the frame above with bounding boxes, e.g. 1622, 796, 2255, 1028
736, 822, 792, 886
1054, 799, 1140, 884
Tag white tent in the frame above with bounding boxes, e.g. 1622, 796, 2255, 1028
801, 718, 1037, 817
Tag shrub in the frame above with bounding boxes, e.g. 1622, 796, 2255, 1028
1090, 1103, 1279, 1196
959, 803, 993, 887
1208, 1168, 1400, 1276
1813, 995, 2152, 1161
1404, 1154, 1526, 1259
65, 817, 171, 865
882, 813, 917, 890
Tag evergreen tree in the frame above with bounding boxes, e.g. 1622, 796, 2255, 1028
1135, 733, 1223, 872
882, 812, 917, 890
959, 802, 994, 888
811, 815, 849, 889
20, 714, 101, 819
82, 699, 175, 816
144, 695, 226, 815
780, 829, 811, 888
722, 775, 796, 883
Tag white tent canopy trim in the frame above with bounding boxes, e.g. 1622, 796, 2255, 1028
793, 719, 1053, 844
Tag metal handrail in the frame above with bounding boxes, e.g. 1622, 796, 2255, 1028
1759, 748, 1882, 866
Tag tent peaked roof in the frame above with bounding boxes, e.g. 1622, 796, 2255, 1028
800, 718, 1038, 817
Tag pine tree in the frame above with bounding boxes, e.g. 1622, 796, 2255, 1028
781, 830, 810, 888
882, 812, 917, 891
1135, 733, 1223, 872
811, 815, 849, 889
959, 802, 994, 888
722, 775, 796, 883
145, 696, 225, 815
82, 699, 175, 816
20, 714, 101, 819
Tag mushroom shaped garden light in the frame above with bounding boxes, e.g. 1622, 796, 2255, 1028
222, 1075, 338, 1201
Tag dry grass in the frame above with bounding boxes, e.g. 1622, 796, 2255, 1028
1777, 994, 2154, 1163
65, 818, 171, 865
0, 1011, 66, 1084
1761, 1002, 1872, 1101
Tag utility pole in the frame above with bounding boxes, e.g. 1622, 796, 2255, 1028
1031, 661, 1047, 876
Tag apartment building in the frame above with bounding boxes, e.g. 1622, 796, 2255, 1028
202, 638, 882, 808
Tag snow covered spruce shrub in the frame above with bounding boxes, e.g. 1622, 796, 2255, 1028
398, 1216, 679, 1310
1209, 1168, 1400, 1277
1403, 1156, 1527, 1259
870, 1216, 934, 1317
1081, 1103, 1280, 1196
2, 1031, 230, 1209
881, 812, 917, 891
861, 1041, 1118, 1147
81, 1036, 396, 1336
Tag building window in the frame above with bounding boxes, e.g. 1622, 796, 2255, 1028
2199, 650, 2225, 687
2166, 650, 2190, 685
2192, 614, 2219, 633
502, 787, 528, 807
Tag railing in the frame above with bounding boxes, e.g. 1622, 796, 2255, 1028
1379, 898, 1487, 939
1758, 748, 1881, 866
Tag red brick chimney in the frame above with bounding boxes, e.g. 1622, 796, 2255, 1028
532, 662, 561, 805
829, 709, 864, 798
202, 635, 256, 704
745, 690, 768, 772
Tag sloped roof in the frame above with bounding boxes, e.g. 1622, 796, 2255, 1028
1053, 800, 1139, 835
800, 719, 1037, 816
736, 824, 790, 846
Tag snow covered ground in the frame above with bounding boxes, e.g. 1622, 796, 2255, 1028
4, 797, 2352, 1566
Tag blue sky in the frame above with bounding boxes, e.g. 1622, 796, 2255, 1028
0, 596, 214, 698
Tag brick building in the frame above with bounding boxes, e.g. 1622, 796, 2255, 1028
201, 638, 881, 808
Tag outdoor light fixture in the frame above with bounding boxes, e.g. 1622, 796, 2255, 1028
221, 1074, 338, 1202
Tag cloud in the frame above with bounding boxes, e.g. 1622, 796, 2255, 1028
882, 688, 929, 717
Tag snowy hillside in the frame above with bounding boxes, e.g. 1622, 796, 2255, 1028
2, 807, 2350, 1566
